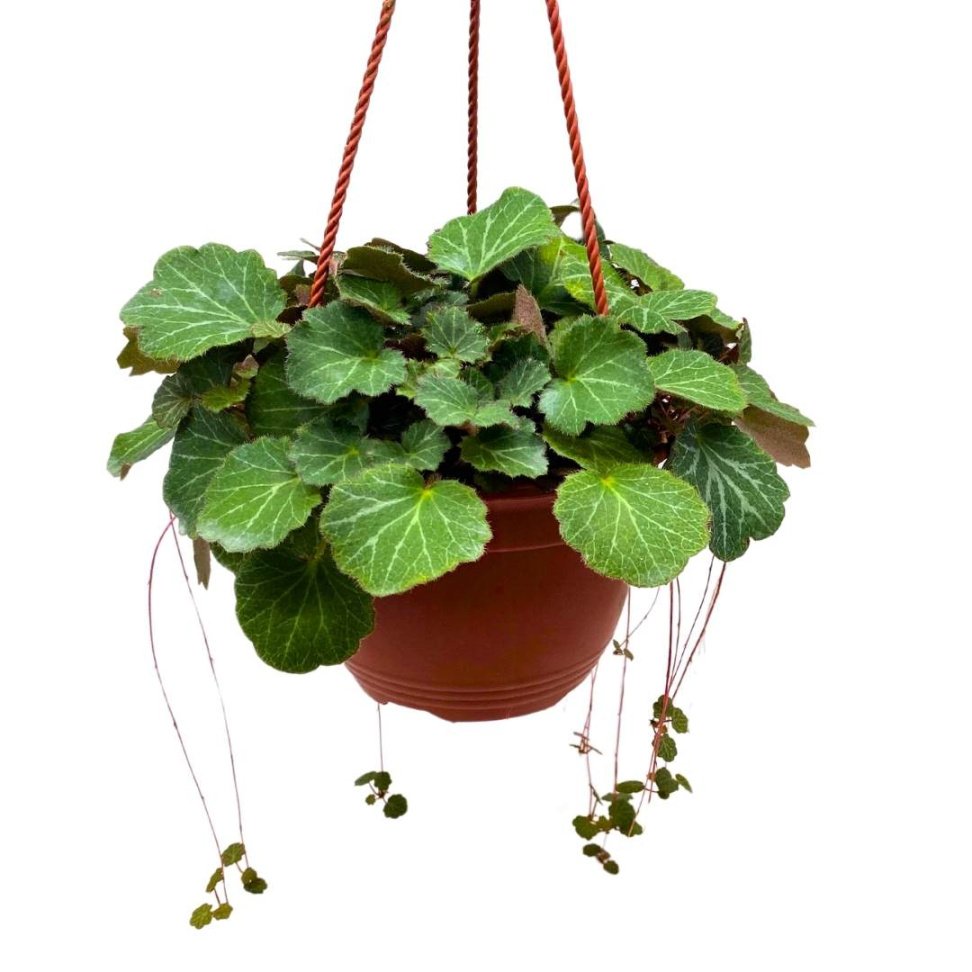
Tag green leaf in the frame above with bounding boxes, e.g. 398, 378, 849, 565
384, 794, 408, 819
121, 244, 285, 361
107, 416, 175, 478
220, 843, 245, 866
460, 424, 548, 478
542, 424, 647, 474
653, 767, 679, 798
321, 465, 491, 596
616, 780, 645, 794
205, 867, 224, 893
190, 904, 214, 929
642, 289, 717, 321
608, 798, 637, 832
342, 245, 440, 295
212, 903, 233, 921
291, 419, 401, 487
495, 357, 551, 407
354, 771, 377, 786
608, 242, 683, 291
397, 358, 463, 399
198, 379, 250, 413
373, 771, 392, 791
400, 420, 450, 470
602, 860, 620, 875
163, 410, 248, 535
502, 237, 586, 316
671, 708, 689, 733
365, 794, 377, 805
648, 350, 746, 413
554, 464, 710, 586
668, 422, 789, 561
247, 353, 328, 437
539, 317, 655, 435
286, 303, 407, 405
197, 438, 321, 553
428, 187, 559, 280
235, 545, 373, 671
241, 867, 268, 894
414, 374, 514, 428
675, 773, 693, 793
582, 843, 602, 857
732, 365, 813, 426
423, 306, 489, 362
572, 816, 600, 840
337, 274, 410, 324
657, 734, 677, 762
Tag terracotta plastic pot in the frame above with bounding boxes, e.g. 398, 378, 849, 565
345, 486, 629, 722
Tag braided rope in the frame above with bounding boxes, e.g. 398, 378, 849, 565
309, 0, 398, 308
467, 0, 481, 214
544, 0, 609, 316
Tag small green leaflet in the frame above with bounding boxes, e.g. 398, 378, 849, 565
414, 374, 514, 428
247, 353, 327, 438
321, 465, 491, 596
608, 242, 684, 291
668, 422, 789, 561
460, 425, 549, 478
648, 350, 746, 413
163, 410, 248, 535
107, 417, 175, 478
495, 357, 551, 407
290, 419, 402, 487
197, 438, 321, 553
120, 244, 285, 361
285, 302, 407, 405
542, 424, 647, 473
400, 420, 450, 470
397, 358, 463, 399
732, 365, 813, 426
422, 306, 489, 362
151, 349, 237, 428
539, 316, 655, 435
336, 275, 410, 325
427, 187, 559, 280
554, 464, 710, 587
341, 245, 439, 295
234, 546, 374, 672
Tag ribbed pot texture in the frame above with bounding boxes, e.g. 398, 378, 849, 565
345, 487, 629, 722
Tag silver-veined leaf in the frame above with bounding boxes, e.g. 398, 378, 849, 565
608, 243, 683, 291
246, 353, 328, 437
554, 464, 710, 586
668, 422, 789, 561
460, 424, 548, 478
732, 365, 813, 426
543, 424, 648, 474
336, 275, 410, 325
120, 244, 285, 361
321, 465, 490, 596
107, 416, 175, 478
197, 438, 321, 553
422, 306, 489, 362
414, 374, 514, 428
648, 350, 746, 413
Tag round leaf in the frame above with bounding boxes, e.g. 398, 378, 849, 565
321, 465, 491, 596
554, 464, 710, 587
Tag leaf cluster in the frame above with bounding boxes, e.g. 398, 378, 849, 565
355, 770, 408, 819
109, 187, 811, 672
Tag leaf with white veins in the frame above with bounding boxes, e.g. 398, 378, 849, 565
732, 365, 813, 426
428, 188, 559, 280
648, 350, 746, 413
336, 275, 410, 324
286, 302, 406, 405
120, 244, 285, 361
246, 353, 328, 437
164, 410, 248, 534
540, 316, 654, 435
496, 357, 551, 407
321, 465, 490, 595
460, 424, 548, 478
108, 417, 175, 478
414, 375, 514, 428
235, 547, 373, 672
555, 464, 710, 587
197, 438, 321, 553
543, 424, 647, 473
668, 422, 789, 561
422, 306, 489, 362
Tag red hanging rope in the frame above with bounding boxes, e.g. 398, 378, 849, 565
467, 0, 481, 214
544, 0, 610, 317
309, 0, 398, 308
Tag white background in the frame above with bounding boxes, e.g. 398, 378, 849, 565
2, 0, 969, 968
